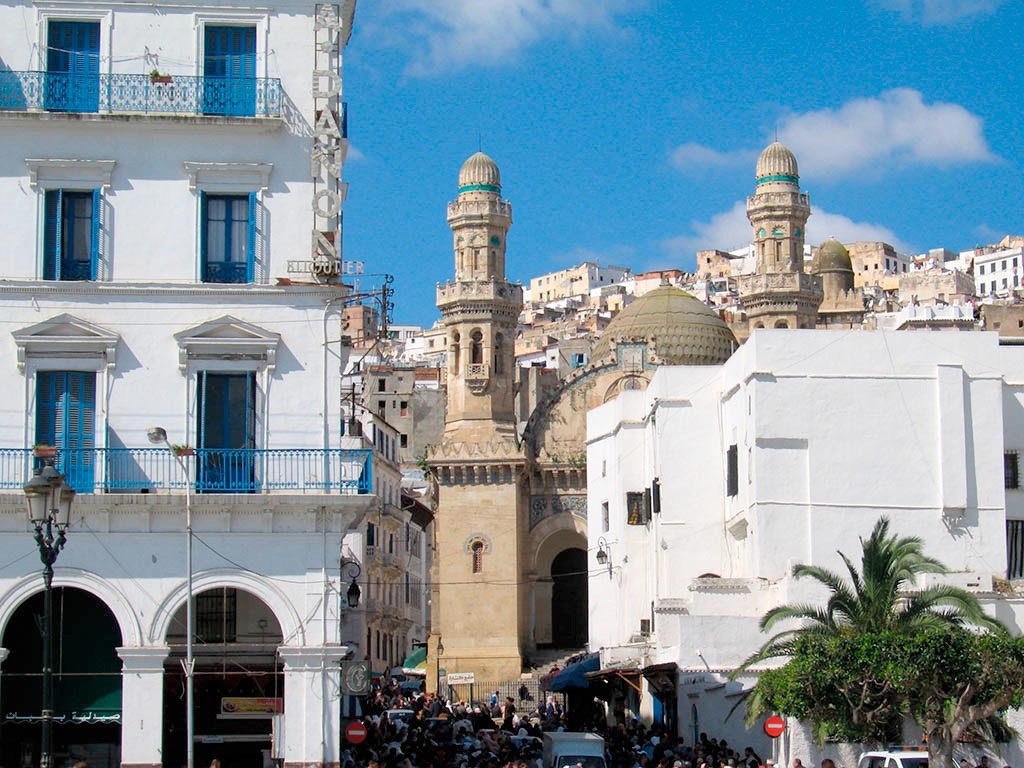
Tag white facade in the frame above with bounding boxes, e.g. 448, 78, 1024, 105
0, 3, 370, 768
587, 330, 1024, 761
973, 246, 1024, 298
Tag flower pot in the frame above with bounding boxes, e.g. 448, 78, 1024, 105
172, 447, 195, 457
33, 446, 57, 458
150, 74, 173, 84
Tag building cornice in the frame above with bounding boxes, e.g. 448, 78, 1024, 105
0, 281, 348, 298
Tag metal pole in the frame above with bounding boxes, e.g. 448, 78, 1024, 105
41, 546, 53, 768
181, 453, 195, 768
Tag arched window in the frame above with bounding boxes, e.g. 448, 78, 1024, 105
451, 332, 461, 370
472, 541, 484, 573
493, 333, 504, 374
470, 330, 483, 364
774, 319, 789, 329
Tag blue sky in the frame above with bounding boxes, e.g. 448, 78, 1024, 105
341, 0, 1023, 328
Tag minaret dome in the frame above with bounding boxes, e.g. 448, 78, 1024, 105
458, 151, 501, 193
755, 141, 800, 185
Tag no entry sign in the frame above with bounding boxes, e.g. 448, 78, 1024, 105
344, 720, 368, 744
764, 715, 786, 738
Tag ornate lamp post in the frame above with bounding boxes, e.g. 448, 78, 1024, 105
148, 426, 195, 768
342, 560, 361, 608
23, 462, 75, 768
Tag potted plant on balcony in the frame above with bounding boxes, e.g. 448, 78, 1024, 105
149, 69, 173, 84
33, 444, 58, 459
170, 444, 194, 457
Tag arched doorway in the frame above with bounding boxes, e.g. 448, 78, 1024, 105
2, 587, 123, 768
162, 587, 283, 768
550, 548, 587, 648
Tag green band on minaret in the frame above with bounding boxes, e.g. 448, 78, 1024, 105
459, 183, 500, 193
756, 174, 799, 185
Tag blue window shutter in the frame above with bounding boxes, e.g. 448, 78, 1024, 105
35, 371, 60, 447
199, 191, 208, 281
90, 188, 101, 280
43, 189, 62, 280
247, 191, 257, 282
65, 372, 96, 451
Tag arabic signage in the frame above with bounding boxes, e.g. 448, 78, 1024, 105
5, 712, 121, 724
220, 698, 283, 717
446, 672, 475, 685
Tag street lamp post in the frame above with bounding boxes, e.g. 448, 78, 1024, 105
148, 426, 194, 768
435, 637, 444, 696
23, 461, 75, 768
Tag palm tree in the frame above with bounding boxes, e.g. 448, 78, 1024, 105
736, 516, 1003, 673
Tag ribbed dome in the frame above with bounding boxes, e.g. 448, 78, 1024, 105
458, 152, 501, 192
755, 141, 799, 185
591, 285, 736, 365
813, 237, 853, 274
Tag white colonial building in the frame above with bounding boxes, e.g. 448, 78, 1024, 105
0, 3, 376, 768
587, 324, 1024, 763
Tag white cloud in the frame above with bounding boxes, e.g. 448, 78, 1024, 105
779, 88, 995, 179
665, 201, 912, 260
875, 0, 1006, 25
669, 143, 753, 172
370, 0, 638, 76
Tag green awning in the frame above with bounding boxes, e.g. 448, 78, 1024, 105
401, 646, 427, 673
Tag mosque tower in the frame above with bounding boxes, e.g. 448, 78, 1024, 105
738, 142, 823, 331
427, 152, 526, 685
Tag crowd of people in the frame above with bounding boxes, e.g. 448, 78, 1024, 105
338, 679, 779, 768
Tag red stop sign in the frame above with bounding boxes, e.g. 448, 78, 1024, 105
764, 715, 786, 738
344, 721, 368, 744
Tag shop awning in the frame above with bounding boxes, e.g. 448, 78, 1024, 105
401, 646, 427, 674
642, 661, 679, 697
585, 663, 643, 694
549, 653, 600, 691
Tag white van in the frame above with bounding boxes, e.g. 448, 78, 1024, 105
858, 749, 929, 768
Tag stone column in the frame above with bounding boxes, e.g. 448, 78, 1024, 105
118, 645, 170, 768
279, 646, 347, 768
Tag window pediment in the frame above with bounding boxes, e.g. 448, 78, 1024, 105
25, 158, 116, 189
175, 315, 280, 372
13, 313, 119, 372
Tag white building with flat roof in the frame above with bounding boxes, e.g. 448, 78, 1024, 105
587, 329, 1024, 763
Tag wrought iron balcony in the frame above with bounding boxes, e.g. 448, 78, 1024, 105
0, 71, 282, 118
0, 447, 371, 495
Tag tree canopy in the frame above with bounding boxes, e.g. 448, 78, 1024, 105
734, 517, 1018, 768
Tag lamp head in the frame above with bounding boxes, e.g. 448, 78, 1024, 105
147, 426, 168, 445
346, 578, 361, 608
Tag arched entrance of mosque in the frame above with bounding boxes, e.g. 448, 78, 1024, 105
1, 587, 123, 768
551, 548, 587, 648
162, 586, 283, 768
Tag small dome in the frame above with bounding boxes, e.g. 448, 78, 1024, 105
591, 284, 736, 366
814, 237, 853, 274
458, 152, 501, 193
755, 141, 799, 185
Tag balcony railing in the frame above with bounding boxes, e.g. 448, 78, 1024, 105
0, 448, 371, 495
0, 71, 282, 118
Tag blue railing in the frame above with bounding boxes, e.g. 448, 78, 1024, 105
0, 448, 371, 495
0, 71, 281, 118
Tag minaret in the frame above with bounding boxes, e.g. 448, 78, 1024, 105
427, 153, 525, 686
438, 152, 521, 440
738, 142, 822, 331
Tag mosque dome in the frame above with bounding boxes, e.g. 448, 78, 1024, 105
458, 151, 501, 193
755, 141, 800, 185
814, 237, 854, 274
591, 284, 736, 365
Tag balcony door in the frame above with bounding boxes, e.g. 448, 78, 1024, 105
46, 20, 100, 112
202, 25, 256, 117
36, 371, 96, 492
197, 371, 256, 492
